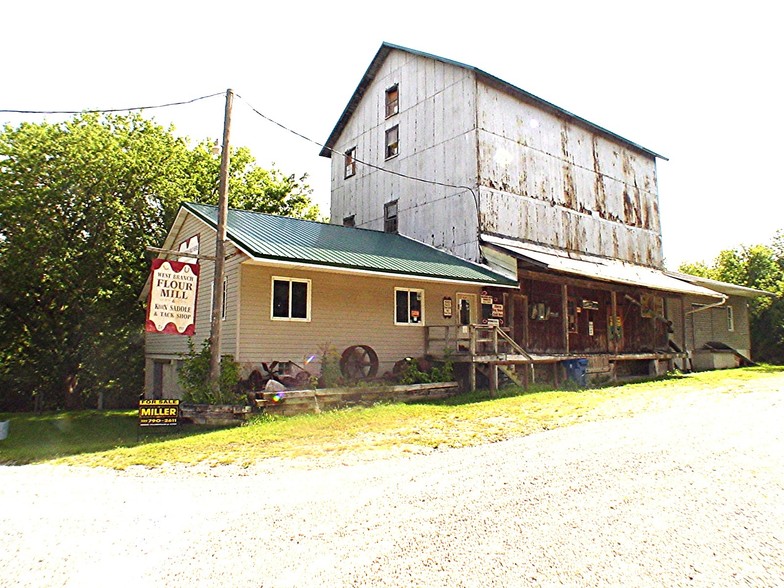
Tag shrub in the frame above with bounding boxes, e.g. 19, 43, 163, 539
178, 339, 243, 404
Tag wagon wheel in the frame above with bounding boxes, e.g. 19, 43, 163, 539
340, 345, 379, 380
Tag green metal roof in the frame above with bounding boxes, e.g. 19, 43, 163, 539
184, 202, 517, 287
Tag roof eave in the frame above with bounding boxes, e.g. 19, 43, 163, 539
320, 42, 667, 161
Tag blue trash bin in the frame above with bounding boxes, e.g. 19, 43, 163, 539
563, 359, 588, 387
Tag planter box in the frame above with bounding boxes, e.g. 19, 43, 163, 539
180, 404, 251, 426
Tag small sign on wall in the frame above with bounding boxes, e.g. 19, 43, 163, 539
442, 297, 453, 318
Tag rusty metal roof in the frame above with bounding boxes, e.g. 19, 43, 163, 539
184, 203, 517, 287
320, 42, 667, 161
481, 235, 722, 298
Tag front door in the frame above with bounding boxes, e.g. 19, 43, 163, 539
456, 293, 476, 326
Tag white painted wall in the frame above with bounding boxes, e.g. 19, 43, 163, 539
328, 48, 665, 268
329, 51, 482, 262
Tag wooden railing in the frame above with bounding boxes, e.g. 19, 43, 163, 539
426, 324, 532, 360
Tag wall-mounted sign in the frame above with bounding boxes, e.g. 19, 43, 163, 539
491, 304, 504, 318
582, 299, 599, 310
146, 259, 200, 335
442, 297, 453, 318
480, 295, 494, 305
139, 399, 180, 427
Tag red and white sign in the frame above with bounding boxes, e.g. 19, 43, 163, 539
145, 259, 200, 335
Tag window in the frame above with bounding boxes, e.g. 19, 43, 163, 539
221, 276, 228, 320
385, 125, 399, 159
384, 200, 398, 233
727, 305, 735, 332
395, 288, 424, 324
385, 84, 399, 118
271, 277, 310, 321
343, 214, 355, 228
344, 146, 356, 178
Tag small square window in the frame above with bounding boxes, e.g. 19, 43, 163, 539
271, 277, 310, 321
385, 125, 399, 159
343, 215, 355, 228
395, 288, 424, 325
344, 146, 356, 179
384, 200, 398, 234
385, 84, 399, 118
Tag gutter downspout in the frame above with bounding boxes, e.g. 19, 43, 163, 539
685, 296, 728, 314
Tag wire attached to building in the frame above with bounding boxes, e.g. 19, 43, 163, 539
235, 93, 480, 211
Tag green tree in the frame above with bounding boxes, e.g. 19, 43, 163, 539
679, 239, 784, 363
0, 112, 319, 411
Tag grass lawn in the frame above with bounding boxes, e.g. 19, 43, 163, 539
1, 366, 782, 469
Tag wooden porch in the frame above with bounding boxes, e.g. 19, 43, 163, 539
425, 325, 688, 393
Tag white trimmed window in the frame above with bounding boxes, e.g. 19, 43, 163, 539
221, 276, 228, 320
395, 287, 424, 325
727, 305, 735, 332
271, 277, 311, 321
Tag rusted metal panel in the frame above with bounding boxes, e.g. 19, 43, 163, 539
475, 81, 663, 267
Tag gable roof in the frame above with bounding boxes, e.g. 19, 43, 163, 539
320, 42, 666, 161
182, 202, 517, 287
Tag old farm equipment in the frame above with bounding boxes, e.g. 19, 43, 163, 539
339, 345, 379, 381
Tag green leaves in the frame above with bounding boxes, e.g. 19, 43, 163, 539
679, 235, 784, 363
0, 112, 319, 410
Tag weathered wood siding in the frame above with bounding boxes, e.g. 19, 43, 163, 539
238, 262, 485, 375
476, 81, 663, 268
145, 214, 243, 359
329, 50, 482, 262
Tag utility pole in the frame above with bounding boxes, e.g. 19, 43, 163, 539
208, 89, 233, 391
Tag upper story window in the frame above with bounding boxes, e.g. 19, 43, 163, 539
271, 277, 310, 321
385, 125, 399, 160
385, 84, 399, 118
384, 200, 398, 234
343, 215, 355, 228
344, 146, 356, 179
395, 287, 424, 325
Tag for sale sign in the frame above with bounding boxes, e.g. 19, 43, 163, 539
139, 399, 180, 427
145, 259, 199, 335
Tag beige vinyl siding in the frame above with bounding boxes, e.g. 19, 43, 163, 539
684, 295, 751, 355
238, 262, 485, 375
144, 213, 244, 359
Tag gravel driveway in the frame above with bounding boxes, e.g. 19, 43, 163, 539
1, 386, 782, 587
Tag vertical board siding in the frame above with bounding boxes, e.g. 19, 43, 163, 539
329, 50, 482, 262
475, 81, 663, 268
238, 262, 485, 375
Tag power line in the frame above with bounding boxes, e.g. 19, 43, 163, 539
0, 92, 225, 115
235, 93, 479, 210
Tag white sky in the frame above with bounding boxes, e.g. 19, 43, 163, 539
2, 0, 781, 270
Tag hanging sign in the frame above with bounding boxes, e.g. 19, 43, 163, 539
146, 259, 200, 335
